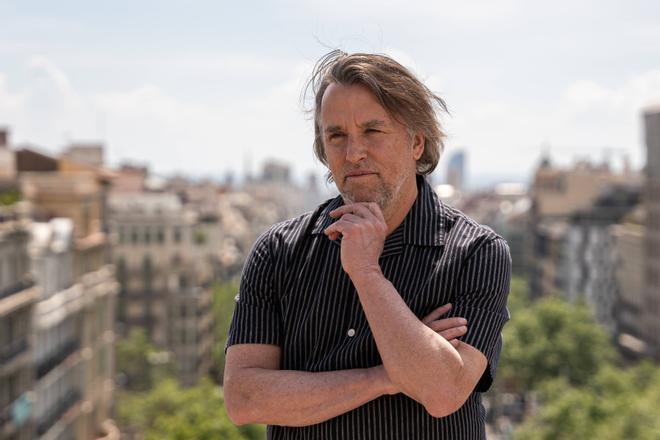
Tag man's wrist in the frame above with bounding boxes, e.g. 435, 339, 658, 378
349, 265, 385, 290
368, 365, 398, 396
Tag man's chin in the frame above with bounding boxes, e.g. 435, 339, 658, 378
340, 190, 388, 209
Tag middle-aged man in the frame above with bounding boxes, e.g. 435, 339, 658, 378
224, 50, 512, 440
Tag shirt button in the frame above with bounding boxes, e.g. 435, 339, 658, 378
347, 328, 356, 337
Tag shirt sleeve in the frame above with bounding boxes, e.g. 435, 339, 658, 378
446, 236, 511, 392
225, 230, 283, 352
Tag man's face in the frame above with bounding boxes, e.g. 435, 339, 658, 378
319, 82, 424, 213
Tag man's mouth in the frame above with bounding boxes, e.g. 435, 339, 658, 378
345, 171, 378, 180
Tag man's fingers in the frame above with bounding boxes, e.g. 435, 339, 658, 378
449, 338, 461, 349
330, 203, 381, 223
365, 202, 385, 222
422, 303, 452, 324
428, 317, 468, 332
438, 326, 467, 341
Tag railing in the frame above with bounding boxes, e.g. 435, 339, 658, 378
0, 278, 35, 301
36, 340, 80, 379
0, 338, 28, 365
36, 389, 81, 436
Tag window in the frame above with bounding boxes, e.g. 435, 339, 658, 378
173, 226, 182, 244
157, 226, 165, 244
144, 226, 151, 244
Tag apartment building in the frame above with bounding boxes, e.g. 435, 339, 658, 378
16, 146, 119, 439
643, 108, 660, 359
109, 192, 213, 386
0, 203, 39, 440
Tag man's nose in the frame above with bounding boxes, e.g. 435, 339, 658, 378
345, 136, 368, 163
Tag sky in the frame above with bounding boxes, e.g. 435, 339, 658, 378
1, 0, 660, 188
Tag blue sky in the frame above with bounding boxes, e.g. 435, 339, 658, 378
1, 1, 660, 187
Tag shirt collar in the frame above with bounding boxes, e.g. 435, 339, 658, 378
310, 175, 446, 248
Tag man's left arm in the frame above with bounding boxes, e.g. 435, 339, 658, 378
326, 205, 511, 418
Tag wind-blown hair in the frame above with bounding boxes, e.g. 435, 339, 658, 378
303, 50, 449, 176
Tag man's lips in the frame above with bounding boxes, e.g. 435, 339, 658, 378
345, 171, 378, 180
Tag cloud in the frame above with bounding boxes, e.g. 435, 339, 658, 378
0, 55, 322, 180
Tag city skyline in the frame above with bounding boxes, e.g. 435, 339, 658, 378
1, 1, 660, 186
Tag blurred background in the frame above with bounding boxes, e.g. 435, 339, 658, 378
1, 1, 659, 439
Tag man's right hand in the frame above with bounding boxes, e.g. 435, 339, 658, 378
422, 303, 468, 349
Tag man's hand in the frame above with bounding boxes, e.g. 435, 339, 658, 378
324, 202, 387, 278
422, 303, 468, 349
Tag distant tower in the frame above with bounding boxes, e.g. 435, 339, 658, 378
261, 160, 291, 184
0, 127, 17, 181
446, 150, 466, 191
643, 107, 660, 359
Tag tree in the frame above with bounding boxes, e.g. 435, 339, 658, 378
210, 281, 240, 384
496, 291, 617, 393
514, 362, 660, 439
118, 377, 265, 440
116, 327, 175, 391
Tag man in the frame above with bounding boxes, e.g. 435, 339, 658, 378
224, 50, 511, 439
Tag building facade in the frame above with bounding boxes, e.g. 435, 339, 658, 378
0, 204, 39, 440
17, 149, 119, 439
643, 108, 660, 359
109, 193, 213, 386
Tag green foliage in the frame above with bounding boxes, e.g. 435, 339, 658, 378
514, 362, 660, 440
118, 378, 265, 440
497, 289, 617, 392
211, 281, 240, 384
116, 327, 175, 391
0, 188, 20, 206
493, 276, 660, 439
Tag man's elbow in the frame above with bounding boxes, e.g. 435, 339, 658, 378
421, 380, 470, 419
224, 378, 255, 426
424, 393, 465, 419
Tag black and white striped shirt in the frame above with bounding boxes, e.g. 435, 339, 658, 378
227, 175, 511, 439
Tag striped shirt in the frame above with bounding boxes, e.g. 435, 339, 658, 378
227, 175, 512, 439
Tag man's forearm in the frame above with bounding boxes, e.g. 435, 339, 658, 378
224, 365, 392, 427
351, 269, 465, 415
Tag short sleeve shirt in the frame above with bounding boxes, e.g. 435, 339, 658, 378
226, 175, 512, 440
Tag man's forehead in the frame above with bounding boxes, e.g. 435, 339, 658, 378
320, 83, 393, 128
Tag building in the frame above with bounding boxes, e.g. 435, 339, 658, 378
0, 128, 17, 181
0, 203, 39, 440
108, 192, 214, 386
611, 207, 647, 358
446, 150, 466, 191
562, 185, 641, 334
61, 144, 104, 168
16, 147, 119, 439
643, 108, 660, 359
528, 156, 638, 298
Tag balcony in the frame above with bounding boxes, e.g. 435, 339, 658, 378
36, 340, 81, 379
36, 389, 81, 436
0, 338, 28, 365
0, 278, 35, 302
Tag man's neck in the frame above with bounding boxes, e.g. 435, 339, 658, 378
382, 176, 419, 236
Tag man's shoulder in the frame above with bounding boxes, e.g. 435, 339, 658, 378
252, 196, 337, 256
440, 202, 507, 256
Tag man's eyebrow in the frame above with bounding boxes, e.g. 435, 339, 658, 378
324, 125, 344, 134
361, 119, 388, 129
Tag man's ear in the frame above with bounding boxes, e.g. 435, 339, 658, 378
412, 133, 425, 160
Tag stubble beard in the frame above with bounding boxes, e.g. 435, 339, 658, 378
338, 172, 408, 216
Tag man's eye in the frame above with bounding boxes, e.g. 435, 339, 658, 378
365, 129, 381, 134
329, 133, 345, 141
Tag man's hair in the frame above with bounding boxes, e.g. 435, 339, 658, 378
304, 49, 449, 176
